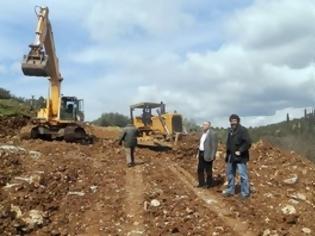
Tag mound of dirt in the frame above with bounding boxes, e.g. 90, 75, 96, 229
0, 146, 24, 186
88, 125, 121, 139
171, 138, 315, 235
0, 116, 29, 138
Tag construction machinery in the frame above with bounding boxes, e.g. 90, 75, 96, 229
130, 102, 183, 148
21, 6, 93, 143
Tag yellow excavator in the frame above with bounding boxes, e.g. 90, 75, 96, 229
130, 102, 183, 148
21, 6, 93, 143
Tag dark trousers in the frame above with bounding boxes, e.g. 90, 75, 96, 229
124, 147, 135, 164
197, 151, 213, 186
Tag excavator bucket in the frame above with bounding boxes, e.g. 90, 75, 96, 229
21, 45, 49, 77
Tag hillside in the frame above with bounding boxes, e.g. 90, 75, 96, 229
0, 99, 32, 117
249, 117, 315, 163
0, 86, 47, 118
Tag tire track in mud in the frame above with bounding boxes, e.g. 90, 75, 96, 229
123, 164, 146, 236
142, 156, 236, 235
67, 150, 126, 236
55, 146, 146, 236
166, 160, 256, 236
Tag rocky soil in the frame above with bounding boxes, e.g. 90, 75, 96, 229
0, 117, 314, 235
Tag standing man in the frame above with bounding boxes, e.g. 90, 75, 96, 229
119, 124, 139, 167
196, 121, 218, 188
223, 114, 252, 199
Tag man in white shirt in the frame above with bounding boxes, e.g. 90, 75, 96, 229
196, 121, 218, 188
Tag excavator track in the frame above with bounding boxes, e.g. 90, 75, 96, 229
64, 125, 94, 144
20, 122, 94, 144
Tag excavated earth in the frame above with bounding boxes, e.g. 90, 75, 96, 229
0, 117, 314, 236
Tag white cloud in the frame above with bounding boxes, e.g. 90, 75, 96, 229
225, 0, 315, 68
0, 64, 7, 75
1, 0, 315, 127
239, 106, 311, 127
84, 0, 195, 42
226, 0, 315, 49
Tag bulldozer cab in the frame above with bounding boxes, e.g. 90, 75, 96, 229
130, 102, 166, 129
130, 102, 183, 134
130, 102, 183, 148
142, 106, 152, 126
60, 96, 84, 122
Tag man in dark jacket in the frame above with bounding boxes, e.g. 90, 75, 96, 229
223, 114, 251, 199
196, 121, 218, 188
119, 124, 139, 167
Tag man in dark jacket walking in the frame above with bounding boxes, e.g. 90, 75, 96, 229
196, 121, 218, 188
223, 114, 251, 199
119, 124, 139, 167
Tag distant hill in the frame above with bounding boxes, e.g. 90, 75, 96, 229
0, 99, 32, 117
0, 87, 45, 118
249, 116, 315, 163
92, 112, 130, 127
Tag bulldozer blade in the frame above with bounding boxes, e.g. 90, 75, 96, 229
137, 138, 173, 149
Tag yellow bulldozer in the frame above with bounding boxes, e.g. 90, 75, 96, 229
130, 102, 183, 148
21, 6, 93, 143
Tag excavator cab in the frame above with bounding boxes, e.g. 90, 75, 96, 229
60, 96, 84, 122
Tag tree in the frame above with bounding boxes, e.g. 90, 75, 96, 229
0, 88, 11, 99
93, 112, 130, 127
22, 96, 46, 112
183, 118, 200, 133
33, 96, 46, 110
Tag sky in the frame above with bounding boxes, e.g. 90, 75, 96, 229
0, 0, 315, 127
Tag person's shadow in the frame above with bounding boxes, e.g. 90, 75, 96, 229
134, 161, 146, 166
212, 174, 225, 187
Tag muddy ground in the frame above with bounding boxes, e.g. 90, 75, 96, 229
0, 117, 314, 236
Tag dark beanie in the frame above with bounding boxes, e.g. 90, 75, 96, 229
229, 114, 240, 122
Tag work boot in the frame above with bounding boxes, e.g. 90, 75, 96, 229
204, 184, 212, 189
222, 189, 233, 197
127, 163, 133, 168
240, 194, 250, 200
195, 184, 204, 188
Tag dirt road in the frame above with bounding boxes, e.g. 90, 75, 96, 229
0, 118, 314, 235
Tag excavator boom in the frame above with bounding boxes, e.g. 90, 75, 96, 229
20, 6, 93, 144
22, 6, 62, 120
